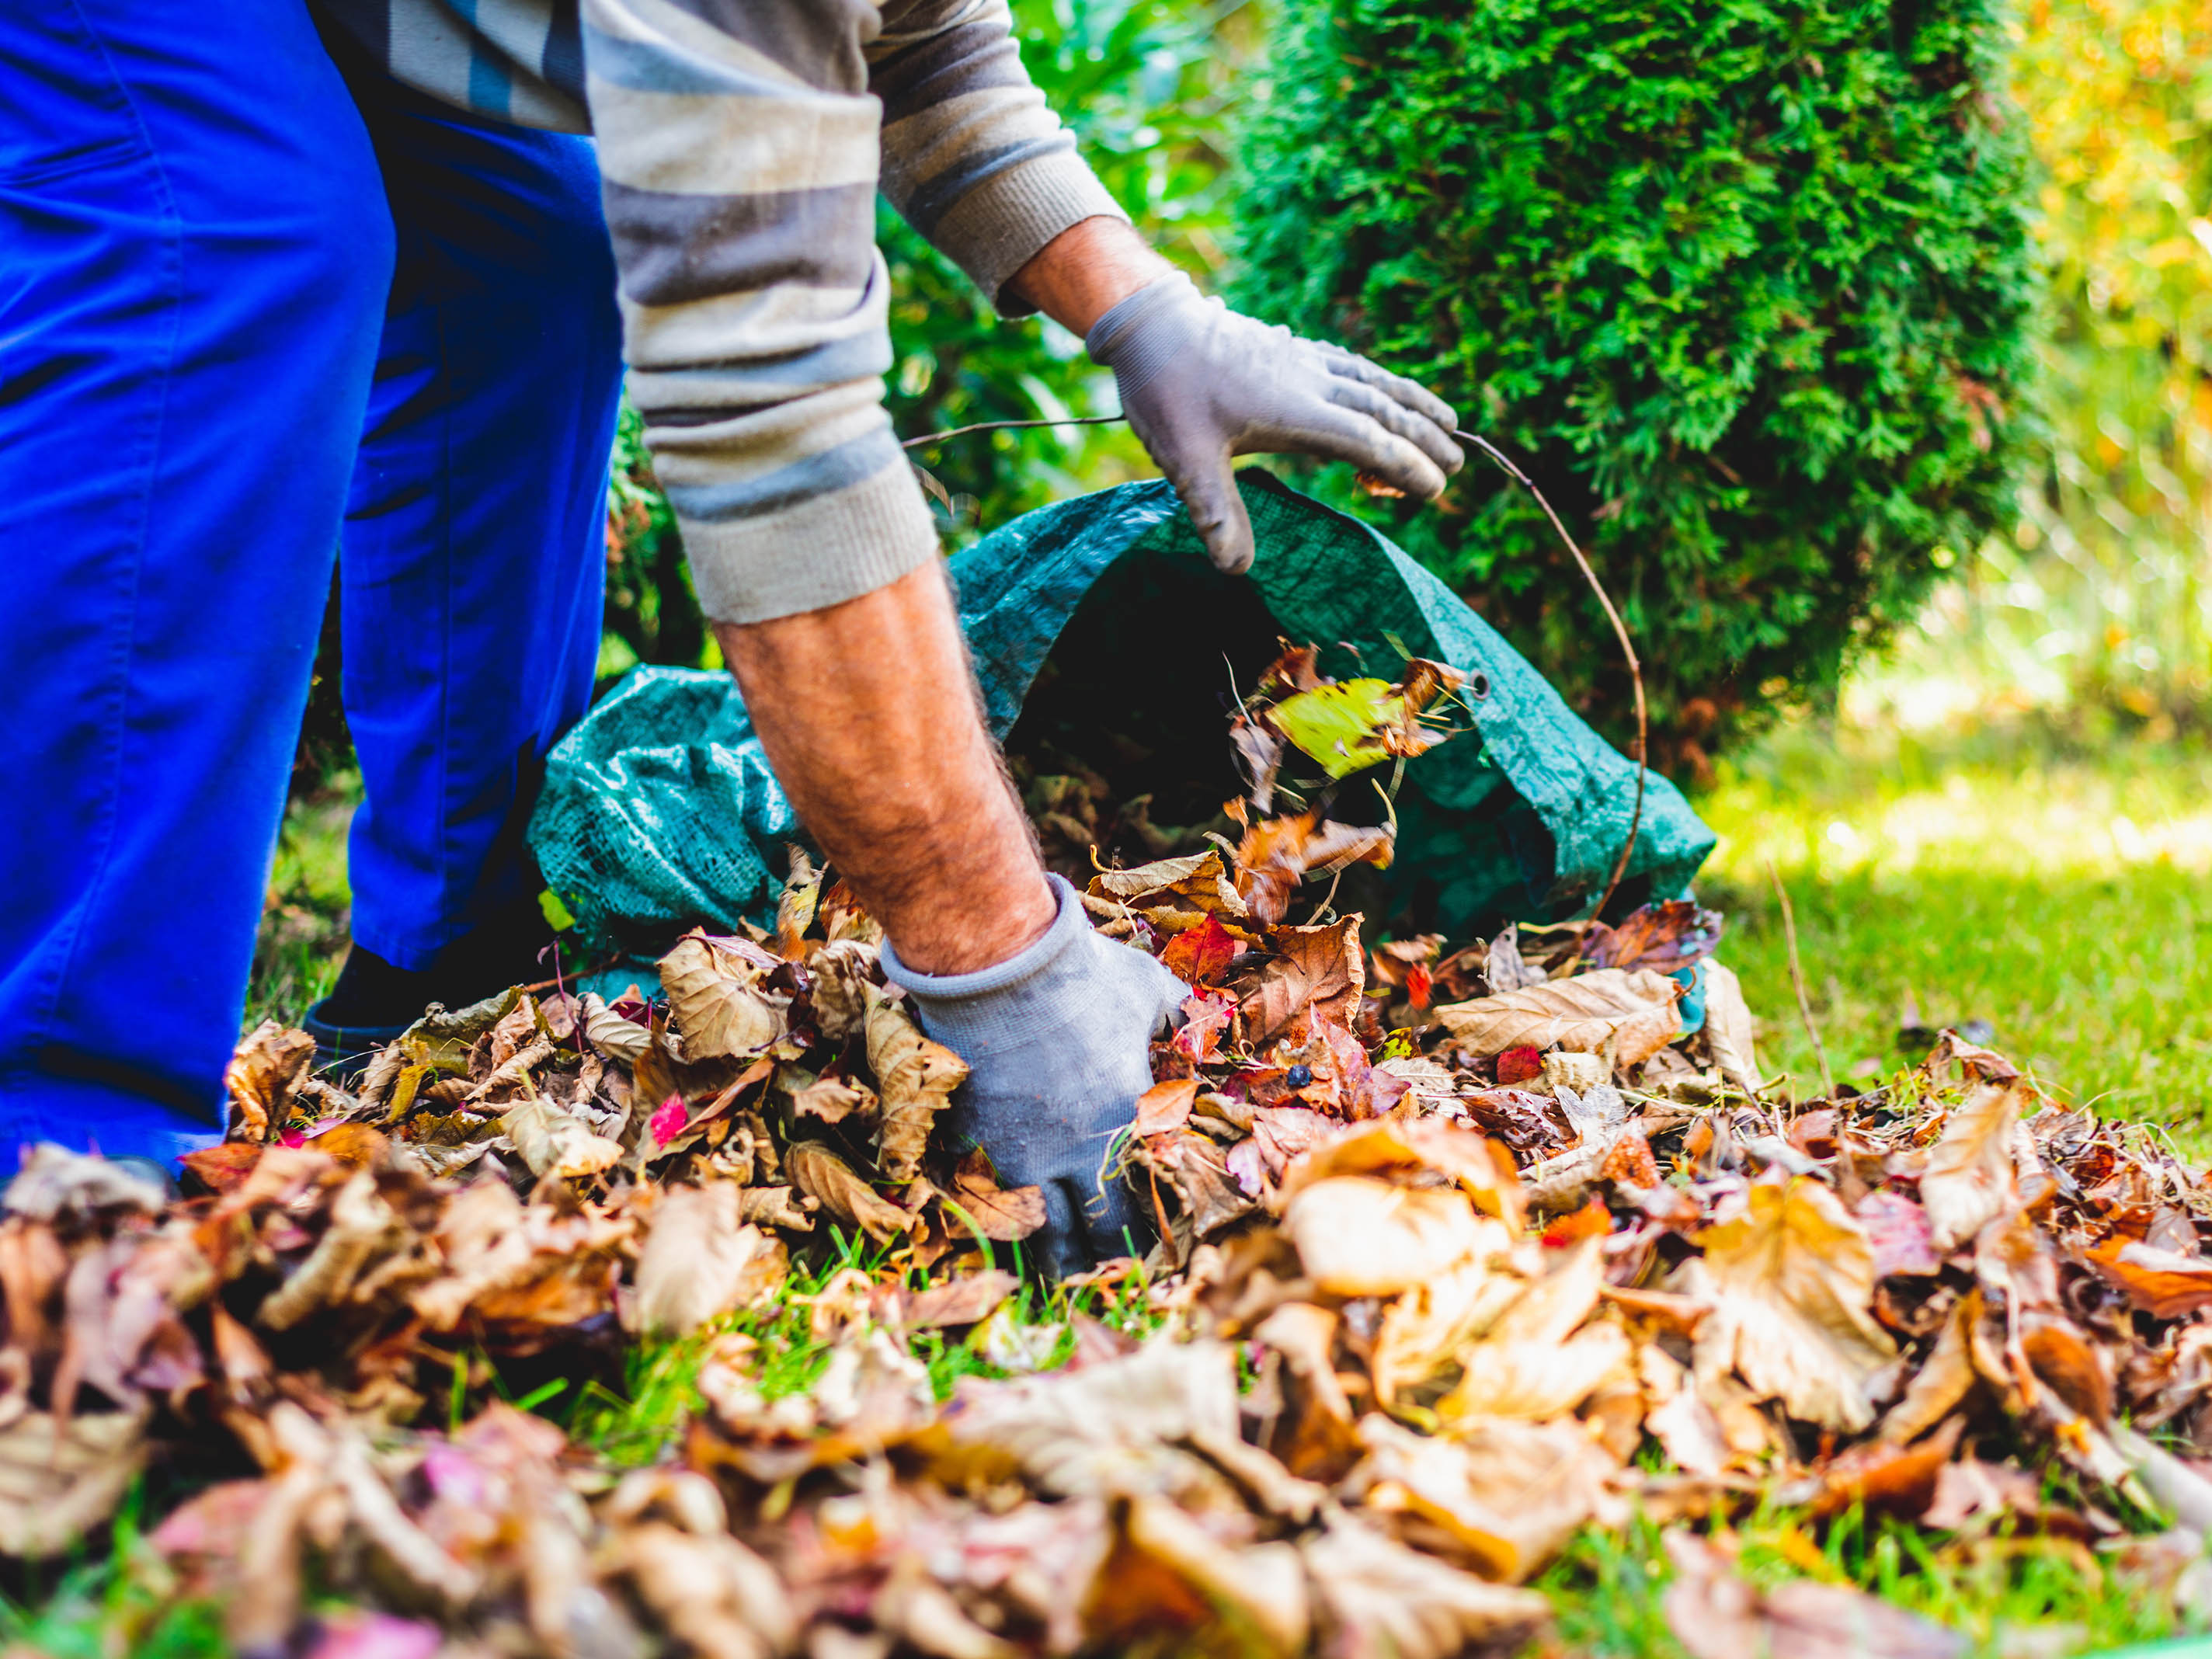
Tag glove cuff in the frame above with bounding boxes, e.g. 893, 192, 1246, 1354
1085, 270, 1207, 402
880, 874, 1083, 1003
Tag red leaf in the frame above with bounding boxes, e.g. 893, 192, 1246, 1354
649, 1094, 688, 1148
1160, 913, 1241, 986
1405, 963, 1433, 1011
1497, 1045, 1544, 1086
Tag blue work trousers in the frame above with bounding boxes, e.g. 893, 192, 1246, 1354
0, 1, 623, 1158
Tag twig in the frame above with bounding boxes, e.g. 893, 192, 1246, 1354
1765, 857, 1834, 1098
901, 413, 1124, 450
1455, 432, 1647, 927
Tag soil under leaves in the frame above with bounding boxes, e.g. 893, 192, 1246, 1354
13, 650, 2212, 1658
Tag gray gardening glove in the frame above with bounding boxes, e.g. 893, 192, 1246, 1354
878, 875, 1187, 1278
1086, 270, 1463, 575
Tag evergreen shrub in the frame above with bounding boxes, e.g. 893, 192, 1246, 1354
1233, 0, 2040, 764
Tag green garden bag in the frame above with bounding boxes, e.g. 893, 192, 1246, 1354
530, 473, 1714, 969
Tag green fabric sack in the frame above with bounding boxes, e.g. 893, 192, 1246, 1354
530, 473, 1713, 963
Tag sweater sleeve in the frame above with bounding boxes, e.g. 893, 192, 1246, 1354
579, 0, 1123, 628
870, 0, 1128, 311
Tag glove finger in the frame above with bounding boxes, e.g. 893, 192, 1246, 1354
1313, 342, 1461, 436
1030, 1176, 1094, 1280
1324, 375, 1466, 477
1246, 398, 1450, 501
1167, 446, 1256, 575
1080, 1167, 1158, 1270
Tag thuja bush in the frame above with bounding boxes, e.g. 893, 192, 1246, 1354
1233, 0, 2040, 766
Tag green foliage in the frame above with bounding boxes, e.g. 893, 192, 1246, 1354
1231, 0, 2041, 756
602, 400, 711, 679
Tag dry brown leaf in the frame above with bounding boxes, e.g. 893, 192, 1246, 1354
804, 936, 880, 1043
1918, 1076, 2025, 1250
0, 1409, 147, 1556
1129, 1077, 1198, 1139
1234, 915, 1365, 1045
865, 991, 967, 1184
1880, 1294, 1980, 1445
500, 1095, 623, 1181
634, 1184, 780, 1337
1434, 969, 1684, 1069
659, 930, 790, 1062
2088, 1236, 2212, 1320
944, 1340, 1244, 1503
944, 1153, 1046, 1243
1699, 958, 1763, 1095
1347, 1413, 1618, 1582
1281, 1115, 1523, 1219
1299, 1513, 1553, 1659
4, 1144, 167, 1222
1440, 1240, 1633, 1422
890, 1271, 1019, 1330
224, 1021, 318, 1142
610, 1520, 795, 1659
785, 1141, 915, 1245
1122, 1495, 1309, 1653
1085, 850, 1248, 930
1372, 1257, 1524, 1407
1282, 1177, 1500, 1296
256, 1170, 408, 1330
578, 993, 650, 1065
787, 1069, 877, 1127
1684, 1177, 1898, 1432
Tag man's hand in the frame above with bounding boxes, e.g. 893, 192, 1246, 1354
1007, 218, 1462, 576
881, 875, 1187, 1278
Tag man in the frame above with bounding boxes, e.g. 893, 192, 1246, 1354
0, 0, 1460, 1271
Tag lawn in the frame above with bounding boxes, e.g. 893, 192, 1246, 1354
1702, 717, 2212, 1135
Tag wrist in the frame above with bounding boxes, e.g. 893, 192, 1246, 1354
1005, 217, 1176, 336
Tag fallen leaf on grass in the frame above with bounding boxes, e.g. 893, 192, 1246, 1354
1918, 1076, 2026, 1250
866, 991, 966, 1184
1086, 851, 1247, 931
632, 1184, 780, 1337
1299, 1513, 1552, 1659
1685, 1178, 1898, 1432
786, 1141, 914, 1245
1663, 1533, 1966, 1659
5, 1144, 167, 1221
1857, 1191, 1942, 1279
1435, 969, 1683, 1070
1160, 913, 1242, 984
1234, 916, 1365, 1045
1129, 1077, 1198, 1139
1347, 1413, 1616, 1582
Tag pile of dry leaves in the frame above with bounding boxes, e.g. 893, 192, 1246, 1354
11, 646, 2212, 1657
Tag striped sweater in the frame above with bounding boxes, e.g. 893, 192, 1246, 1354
315, 0, 1127, 623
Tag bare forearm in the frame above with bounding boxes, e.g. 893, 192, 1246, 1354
714, 565, 1054, 976
1004, 216, 1174, 335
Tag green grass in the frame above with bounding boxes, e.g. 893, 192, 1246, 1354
245, 776, 356, 1031
1539, 1501, 2201, 1658
1696, 718, 2212, 1135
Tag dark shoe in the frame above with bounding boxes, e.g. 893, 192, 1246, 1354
304, 895, 562, 1077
